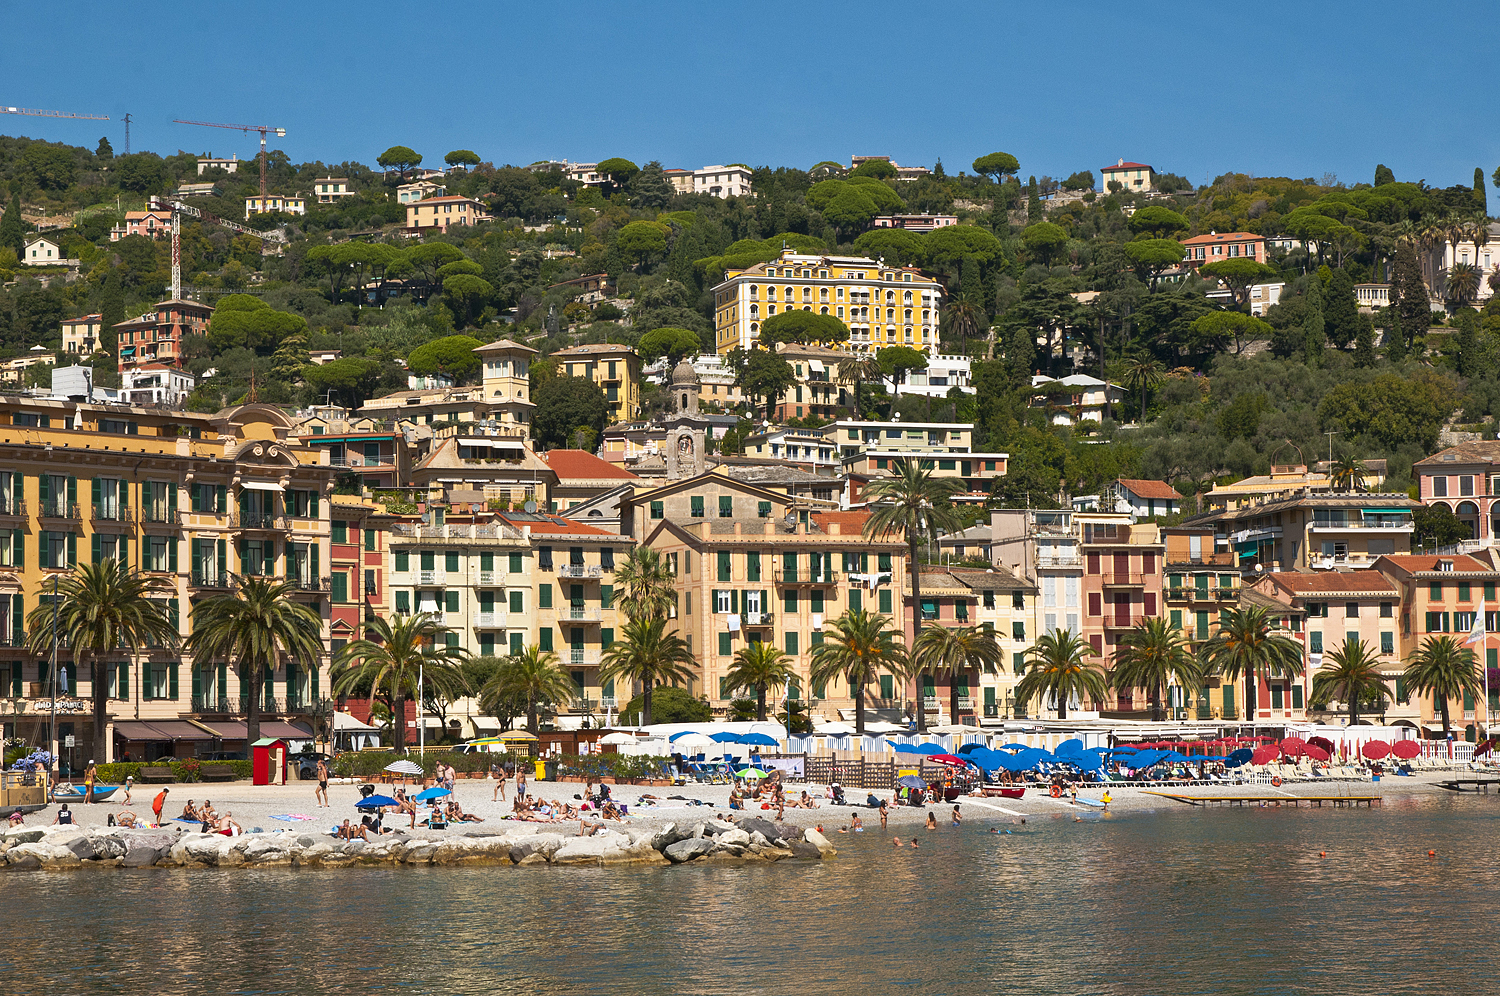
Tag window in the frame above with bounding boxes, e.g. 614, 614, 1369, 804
1430, 583, 1443, 600
331, 573, 348, 603
1346, 602, 1359, 618
539, 584, 552, 609
332, 521, 347, 544
879, 589, 892, 613
758, 501, 772, 518
1432, 477, 1448, 497
783, 589, 797, 614
445, 551, 460, 573
365, 529, 376, 552
715, 590, 734, 614
510, 553, 524, 573
1381, 632, 1394, 654
509, 591, 523, 614
747, 552, 761, 582
395, 591, 410, 613
691, 496, 705, 518
1380, 602, 1393, 618
719, 632, 733, 656
717, 551, 732, 582
784, 632, 799, 655
1460, 584, 1472, 601
649, 500, 664, 520
719, 496, 733, 518
1310, 631, 1323, 654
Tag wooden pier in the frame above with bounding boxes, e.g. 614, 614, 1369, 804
1143, 791, 1381, 809
1436, 778, 1500, 793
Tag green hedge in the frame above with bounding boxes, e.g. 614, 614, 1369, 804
95, 759, 254, 784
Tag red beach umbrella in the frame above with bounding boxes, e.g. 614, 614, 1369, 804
1361, 741, 1391, 760
1304, 745, 1331, 761
1390, 740, 1421, 760
1308, 736, 1336, 754
1280, 737, 1308, 758
1251, 745, 1281, 765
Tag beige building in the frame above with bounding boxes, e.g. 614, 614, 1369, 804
1188, 492, 1420, 572
244, 195, 306, 219
474, 337, 537, 432
548, 343, 642, 426
61, 315, 104, 357
405, 195, 491, 233
313, 178, 356, 203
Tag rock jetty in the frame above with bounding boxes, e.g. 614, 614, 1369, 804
0, 817, 835, 871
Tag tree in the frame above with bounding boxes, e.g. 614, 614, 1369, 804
1022, 222, 1069, 265
618, 684, 710, 725
972, 152, 1020, 182
757, 309, 850, 348
1123, 356, 1163, 422
1189, 311, 1272, 355
1447, 262, 1481, 307
206, 295, 307, 354
1317, 373, 1454, 452
445, 149, 481, 169
1301, 269, 1326, 364
597, 617, 696, 726
1200, 606, 1303, 723
612, 547, 677, 622
1412, 504, 1471, 550
628, 161, 674, 209
23, 561, 178, 763
911, 624, 1001, 727
481, 645, 574, 734
836, 353, 881, 418
726, 642, 796, 721
850, 159, 898, 179
1402, 635, 1481, 734
1198, 258, 1279, 307
1477, 167, 1489, 215
1388, 242, 1428, 360
596, 157, 639, 194
1125, 239, 1186, 291
736, 349, 795, 419
1375, 164, 1396, 187
302, 357, 385, 408
377, 145, 423, 178
1127, 206, 1190, 239
442, 274, 494, 327
637, 327, 701, 364
1015, 629, 1108, 720
114, 154, 166, 193
809, 610, 901, 737
1329, 453, 1368, 492
185, 576, 323, 748
875, 345, 929, 398
862, 458, 964, 651
851, 228, 928, 267
95, 136, 114, 161
405, 242, 467, 290
1311, 637, 1390, 726
1322, 266, 1361, 348
407, 334, 484, 382
0, 193, 27, 258
1061, 170, 1095, 191
19, 143, 77, 191
532, 375, 610, 448
925, 225, 1005, 271
822, 186, 884, 238
333, 612, 469, 749
1112, 619, 1201, 722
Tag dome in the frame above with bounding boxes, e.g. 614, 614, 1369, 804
670, 356, 700, 387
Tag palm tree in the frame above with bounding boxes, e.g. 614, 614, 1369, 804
1329, 454, 1367, 493
480, 645, 574, 734
1310, 637, 1390, 726
1447, 262, 1481, 307
1199, 605, 1303, 722
1123, 356, 1162, 423
943, 296, 984, 354
1112, 618, 1202, 722
725, 641, 795, 720
611, 546, 676, 623
185, 575, 323, 747
809, 609, 901, 737
1014, 629, 1109, 721
24, 560, 178, 762
862, 458, 965, 648
330, 612, 469, 749
1402, 635, 1481, 735
912, 624, 1001, 726
835, 353, 881, 419
597, 616, 696, 726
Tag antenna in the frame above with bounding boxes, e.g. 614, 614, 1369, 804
123, 113, 131, 155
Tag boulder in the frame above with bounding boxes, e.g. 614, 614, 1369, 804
789, 840, 823, 861
718, 828, 752, 847
773, 822, 805, 841
298, 842, 335, 865
803, 828, 836, 857
401, 841, 438, 864
88, 833, 129, 861
2, 828, 44, 845
7, 842, 79, 868
705, 819, 739, 835
552, 835, 612, 866
240, 837, 292, 865
663, 837, 716, 863
183, 834, 226, 867
297, 835, 318, 848
651, 823, 691, 852
119, 830, 176, 869
59, 833, 98, 861
5, 847, 41, 869
749, 831, 771, 847
736, 817, 781, 841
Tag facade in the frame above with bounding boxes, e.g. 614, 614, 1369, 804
119, 366, 195, 407
1162, 526, 1242, 719
893, 354, 973, 399
1414, 440, 1500, 546
474, 337, 537, 432
741, 428, 840, 474
22, 236, 65, 266
1188, 492, 1420, 572
0, 399, 335, 763
61, 314, 103, 356
548, 344, 641, 425
711, 247, 945, 355
197, 155, 240, 175
294, 414, 413, 491
1203, 461, 1386, 512
1029, 374, 1125, 424
1111, 479, 1182, 519
404, 195, 490, 233
357, 386, 489, 427
871, 214, 958, 233
1420, 221, 1500, 306
407, 429, 555, 509
397, 181, 446, 204
692, 165, 752, 199
1101, 159, 1155, 193
108, 209, 174, 242
1182, 231, 1268, 268
244, 195, 306, 219
1081, 518, 1167, 713
327, 495, 392, 673
313, 178, 356, 203
114, 299, 214, 374
547, 273, 615, 304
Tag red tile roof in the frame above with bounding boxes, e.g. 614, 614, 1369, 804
543, 449, 639, 481
1377, 554, 1496, 574
496, 513, 616, 537
1117, 479, 1180, 500
1266, 570, 1398, 594
1102, 161, 1153, 172
811, 511, 871, 533
1181, 232, 1265, 245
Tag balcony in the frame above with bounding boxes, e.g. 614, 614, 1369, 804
0, 498, 25, 518
191, 695, 247, 715
742, 611, 775, 627
557, 564, 604, 579
329, 455, 394, 469
1103, 614, 1148, 630
1171, 587, 1238, 602
475, 612, 503, 628
91, 504, 133, 523
556, 607, 603, 622
139, 506, 177, 526
566, 650, 603, 666
1310, 554, 1380, 570
189, 572, 232, 589
1310, 518, 1413, 532
774, 569, 840, 584
475, 570, 507, 586
1101, 573, 1146, 588
38, 500, 80, 520
232, 512, 286, 531
417, 570, 442, 585
284, 575, 327, 593
1036, 554, 1083, 568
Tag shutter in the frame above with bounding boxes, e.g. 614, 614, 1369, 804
38, 475, 48, 504
91, 477, 101, 509
118, 661, 129, 699
142, 481, 153, 510
68, 477, 77, 505
238, 539, 247, 571
311, 666, 320, 702
265, 540, 276, 576
11, 594, 22, 646
240, 490, 249, 519
191, 538, 201, 574
192, 665, 202, 698
192, 483, 202, 512
92, 533, 101, 564
168, 483, 177, 515
481, 552, 493, 571
311, 543, 319, 582
11, 530, 20, 567
39, 531, 50, 570
731, 589, 739, 613
169, 663, 179, 700
217, 485, 226, 512
217, 539, 226, 572
219, 663, 228, 700
68, 533, 79, 567
310, 493, 319, 519
11, 661, 21, 698
169, 537, 178, 572
446, 590, 459, 613
395, 550, 409, 571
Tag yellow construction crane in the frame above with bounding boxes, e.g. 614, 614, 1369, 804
173, 118, 286, 195
1, 105, 108, 120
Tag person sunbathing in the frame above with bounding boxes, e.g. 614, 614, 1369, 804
217, 813, 243, 837
800, 791, 819, 809
115, 810, 139, 828
600, 801, 624, 820
180, 800, 198, 820
336, 819, 369, 841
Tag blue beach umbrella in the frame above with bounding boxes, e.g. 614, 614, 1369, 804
739, 733, 779, 747
414, 787, 451, 801
710, 732, 742, 743
896, 775, 927, 790
1225, 748, 1254, 768
356, 794, 400, 809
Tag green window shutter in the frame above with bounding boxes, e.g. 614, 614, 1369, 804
811, 591, 824, 614
331, 572, 348, 603
191, 538, 201, 573
311, 543, 319, 581
811, 631, 824, 647
420, 550, 434, 571
719, 632, 732, 656
67, 533, 76, 567
446, 551, 459, 572
785, 632, 799, 655
12, 531, 21, 569
784, 589, 797, 614
264, 540, 275, 576
879, 590, 892, 613
539, 628, 553, 651
216, 485, 226, 512
601, 627, 613, 646
509, 633, 523, 655
878, 553, 892, 572
169, 538, 178, 572
395, 590, 410, 613
509, 553, 523, 573
717, 551, 731, 582
118, 661, 129, 700
690, 496, 704, 516
479, 591, 495, 610
601, 585, 613, 609
39, 531, 50, 570
310, 493, 319, 519
445, 591, 459, 613
445, 633, 459, 648
365, 528, 377, 552
540, 584, 553, 609
38, 475, 48, 504
1170, 609, 1183, 630
509, 591, 523, 613
169, 663, 179, 700
849, 590, 862, 611
11, 594, 22, 647
730, 589, 739, 613
395, 550, 409, 571
747, 552, 761, 582
192, 664, 203, 698
142, 480, 153, 510
91, 533, 101, 564
479, 633, 495, 655
332, 521, 347, 544
217, 539, 226, 569
480, 552, 494, 571
67, 477, 77, 505
91, 477, 101, 509
719, 496, 733, 517
650, 501, 664, 520
191, 484, 202, 512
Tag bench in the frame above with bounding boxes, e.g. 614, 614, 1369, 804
137, 767, 175, 784
200, 765, 236, 783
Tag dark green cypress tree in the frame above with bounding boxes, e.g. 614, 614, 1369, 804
1302, 274, 1326, 364
0, 193, 26, 259
1353, 314, 1377, 366
1322, 266, 1360, 348
1476, 167, 1488, 215
1374, 164, 1395, 186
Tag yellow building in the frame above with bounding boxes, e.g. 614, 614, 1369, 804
548, 343, 641, 425
711, 247, 945, 355
0, 398, 335, 764
244, 194, 306, 219
474, 337, 538, 433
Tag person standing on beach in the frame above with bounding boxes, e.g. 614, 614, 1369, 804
315, 758, 329, 808
951, 804, 962, 827
151, 788, 169, 826
493, 765, 507, 802
122, 774, 134, 806
83, 761, 97, 804
879, 800, 888, 829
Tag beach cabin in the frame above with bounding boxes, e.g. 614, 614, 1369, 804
252, 737, 290, 786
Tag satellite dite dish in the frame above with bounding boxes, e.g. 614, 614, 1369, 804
524, 500, 538, 513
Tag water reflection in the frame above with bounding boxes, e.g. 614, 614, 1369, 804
4, 793, 1497, 995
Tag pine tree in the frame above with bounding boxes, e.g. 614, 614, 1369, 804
1322, 266, 1360, 348
0, 193, 26, 258
1353, 314, 1377, 366
1302, 273, 1326, 364
1374, 164, 1395, 186
95, 137, 113, 161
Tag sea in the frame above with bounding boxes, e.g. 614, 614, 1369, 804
4, 790, 1494, 995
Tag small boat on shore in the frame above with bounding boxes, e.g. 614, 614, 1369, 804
51, 783, 120, 802
981, 786, 1027, 799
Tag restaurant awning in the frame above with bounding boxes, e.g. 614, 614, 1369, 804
188, 719, 312, 739
113, 721, 213, 741
191, 720, 248, 739
241, 481, 284, 492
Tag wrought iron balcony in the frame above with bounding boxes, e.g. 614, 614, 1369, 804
91, 503, 133, 522
189, 573, 233, 589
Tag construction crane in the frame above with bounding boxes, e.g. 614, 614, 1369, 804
148, 196, 287, 302
173, 118, 286, 195
1, 105, 108, 120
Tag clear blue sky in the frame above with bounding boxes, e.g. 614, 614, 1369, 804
5, 1, 1496, 191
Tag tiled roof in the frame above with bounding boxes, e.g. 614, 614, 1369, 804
947, 564, 1033, 591
1415, 441, 1500, 466
550, 343, 637, 358
1102, 161, 1154, 172
1266, 570, 1398, 595
1118, 479, 1180, 500
543, 449, 639, 481
810, 510, 871, 533
497, 513, 616, 537
1376, 554, 1497, 575
1181, 232, 1265, 245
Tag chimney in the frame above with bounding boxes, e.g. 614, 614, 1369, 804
1117, 158, 1124, 166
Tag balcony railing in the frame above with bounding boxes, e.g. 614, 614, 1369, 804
1102, 573, 1145, 586
742, 611, 774, 627
39, 500, 80, 520
91, 504, 133, 522
140, 506, 175, 524
191, 695, 247, 714
475, 570, 507, 586
1104, 614, 1148, 629
232, 512, 286, 530
475, 612, 501, 628
189, 572, 233, 589
284, 575, 328, 592
774, 569, 840, 584
557, 564, 604, 578
557, 607, 603, 622
1036, 554, 1083, 568
390, 522, 526, 541
567, 650, 602, 666
0, 498, 26, 517
417, 570, 441, 585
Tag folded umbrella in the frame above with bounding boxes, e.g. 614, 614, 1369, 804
384, 760, 423, 775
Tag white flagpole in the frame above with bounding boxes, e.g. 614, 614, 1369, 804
1468, 598, 1488, 742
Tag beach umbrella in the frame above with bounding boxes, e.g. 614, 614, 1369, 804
1251, 745, 1281, 765
1071, 749, 1104, 771
670, 733, 716, 749
1055, 738, 1084, 756
599, 732, 637, 745
1390, 740, 1422, 760
926, 754, 968, 766
710, 732, 742, 743
736, 768, 768, 779
912, 743, 945, 755
896, 774, 927, 790
384, 760, 423, 775
1226, 748, 1253, 768
891, 742, 925, 753
356, 794, 400, 809
1308, 736, 1336, 754
1304, 745, 1331, 761
1280, 737, 1307, 759
1361, 741, 1391, 760
414, 787, 450, 801
739, 733, 779, 747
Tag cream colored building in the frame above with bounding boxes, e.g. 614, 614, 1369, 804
474, 337, 537, 432
405, 196, 491, 233
548, 343, 641, 425
244, 194, 306, 219
313, 178, 356, 203
61, 315, 103, 356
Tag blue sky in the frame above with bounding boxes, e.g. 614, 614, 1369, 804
5, 1, 1496, 190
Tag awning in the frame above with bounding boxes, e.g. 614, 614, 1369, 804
808, 359, 825, 372
261, 721, 313, 739
113, 721, 169, 741
188, 719, 311, 739
114, 721, 213, 741
241, 481, 284, 492
192, 720, 248, 739
1361, 508, 1412, 515
332, 711, 380, 732
470, 715, 502, 732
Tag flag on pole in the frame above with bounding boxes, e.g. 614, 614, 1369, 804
1469, 599, 1487, 646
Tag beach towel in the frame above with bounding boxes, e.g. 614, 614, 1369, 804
172, 817, 200, 824
269, 814, 316, 822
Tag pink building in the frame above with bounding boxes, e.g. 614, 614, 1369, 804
1182, 231, 1268, 267
109, 209, 173, 242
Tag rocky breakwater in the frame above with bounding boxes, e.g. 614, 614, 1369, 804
0, 817, 835, 871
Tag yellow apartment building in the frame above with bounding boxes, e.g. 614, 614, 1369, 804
548, 343, 641, 425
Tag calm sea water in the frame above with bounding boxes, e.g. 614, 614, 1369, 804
4, 791, 1495, 995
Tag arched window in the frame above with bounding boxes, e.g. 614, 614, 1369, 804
766, 286, 776, 301
903, 290, 913, 304
820, 306, 829, 315
749, 285, 759, 300
904, 309, 912, 322
750, 304, 759, 318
